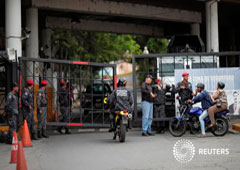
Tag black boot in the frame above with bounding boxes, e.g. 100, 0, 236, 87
38, 131, 42, 139
57, 127, 63, 134
65, 128, 71, 134
108, 120, 115, 132
5, 137, 12, 145
31, 133, 39, 140
42, 130, 49, 138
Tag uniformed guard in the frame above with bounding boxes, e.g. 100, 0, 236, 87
37, 80, 49, 138
57, 81, 71, 134
21, 80, 38, 140
5, 82, 19, 144
176, 72, 193, 104
153, 78, 167, 134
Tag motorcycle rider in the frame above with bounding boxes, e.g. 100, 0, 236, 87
176, 72, 193, 104
189, 83, 212, 137
107, 78, 133, 132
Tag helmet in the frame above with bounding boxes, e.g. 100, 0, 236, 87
197, 83, 205, 89
166, 84, 171, 91
117, 78, 127, 87
218, 82, 225, 89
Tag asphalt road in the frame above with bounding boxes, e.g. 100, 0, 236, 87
0, 129, 240, 170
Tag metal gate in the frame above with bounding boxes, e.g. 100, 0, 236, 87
132, 51, 240, 121
19, 57, 116, 128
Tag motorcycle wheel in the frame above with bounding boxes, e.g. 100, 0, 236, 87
169, 118, 186, 137
119, 121, 126, 142
211, 117, 229, 136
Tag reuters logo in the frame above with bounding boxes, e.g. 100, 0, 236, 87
173, 139, 195, 164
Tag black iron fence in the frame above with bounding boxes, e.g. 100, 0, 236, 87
17, 57, 117, 128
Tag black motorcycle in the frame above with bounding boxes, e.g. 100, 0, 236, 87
113, 110, 132, 142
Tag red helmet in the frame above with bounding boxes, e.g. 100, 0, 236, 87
41, 80, 48, 85
60, 81, 66, 85
182, 72, 189, 77
27, 80, 34, 85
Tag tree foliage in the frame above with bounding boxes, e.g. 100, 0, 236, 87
51, 30, 142, 62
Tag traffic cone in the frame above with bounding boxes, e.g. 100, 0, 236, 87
16, 142, 28, 170
22, 120, 32, 147
9, 131, 18, 164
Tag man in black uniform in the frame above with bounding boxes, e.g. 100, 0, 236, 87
153, 78, 167, 134
58, 81, 71, 134
22, 80, 38, 140
108, 78, 133, 132
37, 80, 49, 138
5, 82, 19, 144
176, 72, 193, 104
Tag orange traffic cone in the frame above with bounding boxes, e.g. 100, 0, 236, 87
16, 142, 28, 170
9, 131, 18, 164
22, 120, 32, 147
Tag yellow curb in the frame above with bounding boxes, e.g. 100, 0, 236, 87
232, 124, 240, 132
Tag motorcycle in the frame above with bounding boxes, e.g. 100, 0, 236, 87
113, 110, 132, 142
169, 98, 229, 137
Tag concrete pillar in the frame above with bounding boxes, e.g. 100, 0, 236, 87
26, 8, 39, 82
41, 29, 52, 86
191, 23, 200, 37
5, 0, 22, 60
206, 1, 219, 52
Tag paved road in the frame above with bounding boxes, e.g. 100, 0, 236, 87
0, 129, 240, 170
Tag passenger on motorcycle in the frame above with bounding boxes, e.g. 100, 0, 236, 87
208, 82, 228, 129
189, 83, 212, 137
107, 78, 133, 132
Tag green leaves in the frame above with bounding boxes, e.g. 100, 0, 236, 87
51, 30, 142, 63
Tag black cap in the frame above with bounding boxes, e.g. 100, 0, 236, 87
12, 82, 18, 88
146, 74, 153, 79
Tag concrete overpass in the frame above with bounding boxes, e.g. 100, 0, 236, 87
0, 0, 240, 62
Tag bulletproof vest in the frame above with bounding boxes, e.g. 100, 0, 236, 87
178, 81, 192, 102
114, 87, 132, 112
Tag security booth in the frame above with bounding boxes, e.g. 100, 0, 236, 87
19, 57, 117, 128
132, 51, 240, 123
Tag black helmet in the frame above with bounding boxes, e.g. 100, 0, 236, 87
12, 82, 18, 88
218, 82, 225, 89
166, 84, 171, 91
117, 78, 127, 87
197, 83, 205, 89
